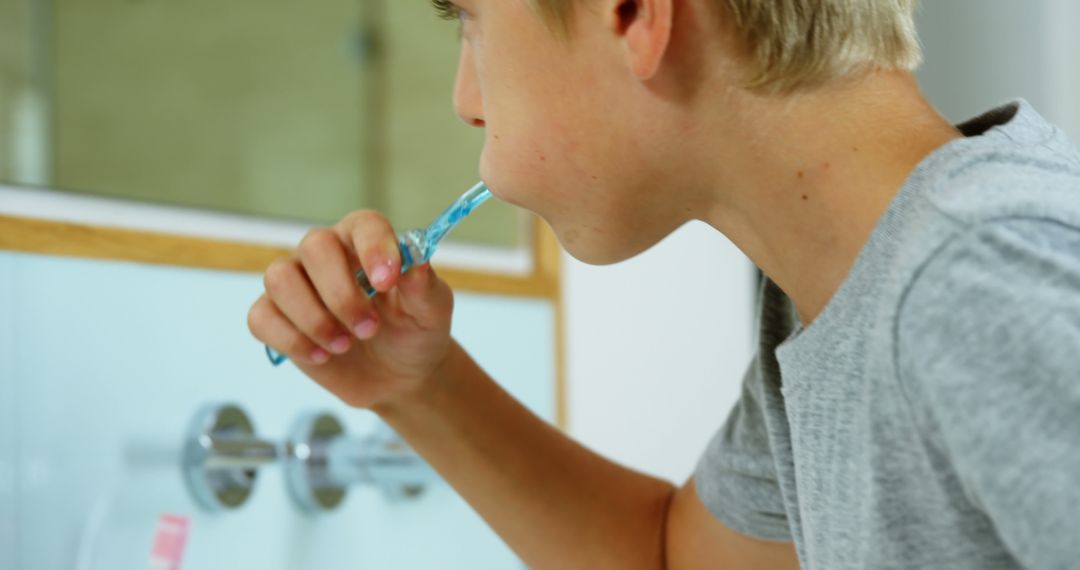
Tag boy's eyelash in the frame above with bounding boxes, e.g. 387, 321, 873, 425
431, 0, 461, 21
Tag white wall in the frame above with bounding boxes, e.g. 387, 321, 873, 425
563, 222, 756, 483
917, 0, 1080, 143
1043, 0, 1080, 141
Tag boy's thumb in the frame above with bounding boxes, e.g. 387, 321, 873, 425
396, 263, 453, 327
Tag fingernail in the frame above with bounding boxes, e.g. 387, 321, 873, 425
310, 348, 330, 364
370, 262, 394, 286
329, 335, 351, 355
353, 319, 377, 340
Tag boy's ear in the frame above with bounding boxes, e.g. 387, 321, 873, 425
611, 0, 673, 80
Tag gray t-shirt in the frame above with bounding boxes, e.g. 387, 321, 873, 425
694, 99, 1080, 569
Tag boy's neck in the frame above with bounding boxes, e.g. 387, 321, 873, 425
695, 71, 962, 325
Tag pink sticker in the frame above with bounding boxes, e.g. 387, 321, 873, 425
148, 514, 190, 570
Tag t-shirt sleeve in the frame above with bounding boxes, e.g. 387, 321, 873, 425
897, 217, 1080, 569
694, 357, 793, 542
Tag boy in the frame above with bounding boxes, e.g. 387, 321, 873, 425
248, 0, 1080, 567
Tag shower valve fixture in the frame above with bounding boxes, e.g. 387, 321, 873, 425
182, 403, 438, 512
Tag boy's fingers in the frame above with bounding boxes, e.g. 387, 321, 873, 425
297, 228, 379, 341
263, 257, 355, 354
247, 293, 331, 365
337, 211, 401, 294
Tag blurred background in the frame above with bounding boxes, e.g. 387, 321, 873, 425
1, 0, 1079, 568
0, 0, 525, 247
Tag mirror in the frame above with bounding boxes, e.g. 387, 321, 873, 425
0, 0, 525, 249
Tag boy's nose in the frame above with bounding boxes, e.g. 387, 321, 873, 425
452, 44, 485, 128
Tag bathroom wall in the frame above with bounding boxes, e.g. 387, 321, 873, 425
563, 223, 756, 484
0, 246, 554, 569
1, 251, 16, 570
917, 0, 1080, 142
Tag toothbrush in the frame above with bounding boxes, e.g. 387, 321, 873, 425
265, 181, 493, 366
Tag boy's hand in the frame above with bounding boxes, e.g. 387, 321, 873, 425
247, 210, 455, 409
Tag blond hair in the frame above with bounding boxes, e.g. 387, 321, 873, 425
535, 0, 923, 94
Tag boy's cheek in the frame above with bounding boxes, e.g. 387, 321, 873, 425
479, 145, 551, 213
477, 145, 516, 204
479, 148, 524, 205
479, 112, 581, 208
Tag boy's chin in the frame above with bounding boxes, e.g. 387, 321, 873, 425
556, 232, 640, 267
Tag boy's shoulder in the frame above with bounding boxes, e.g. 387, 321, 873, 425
919, 98, 1080, 232
894, 101, 1080, 369
882, 99, 1080, 373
